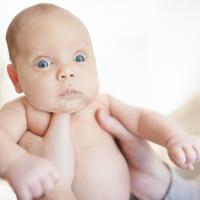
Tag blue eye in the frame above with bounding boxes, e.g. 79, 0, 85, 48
34, 58, 53, 69
37, 60, 50, 68
74, 54, 86, 63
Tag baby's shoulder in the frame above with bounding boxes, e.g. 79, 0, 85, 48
1, 96, 27, 111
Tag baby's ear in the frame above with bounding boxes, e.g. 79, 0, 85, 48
7, 64, 23, 93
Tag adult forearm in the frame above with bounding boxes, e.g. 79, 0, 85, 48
130, 163, 171, 200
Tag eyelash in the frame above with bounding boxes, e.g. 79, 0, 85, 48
73, 53, 86, 62
33, 52, 87, 69
34, 57, 53, 69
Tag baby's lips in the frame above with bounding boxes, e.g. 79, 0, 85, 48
59, 88, 82, 96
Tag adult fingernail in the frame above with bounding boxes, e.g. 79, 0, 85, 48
99, 110, 108, 120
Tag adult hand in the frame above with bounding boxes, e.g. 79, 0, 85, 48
96, 109, 171, 200
19, 113, 75, 200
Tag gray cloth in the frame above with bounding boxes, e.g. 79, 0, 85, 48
130, 166, 200, 200
129, 194, 138, 200
164, 169, 200, 200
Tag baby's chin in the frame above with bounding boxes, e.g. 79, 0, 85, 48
28, 93, 98, 114
52, 103, 86, 114
40, 97, 90, 114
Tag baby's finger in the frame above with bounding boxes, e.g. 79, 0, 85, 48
168, 146, 186, 167
51, 169, 60, 182
183, 145, 197, 164
193, 145, 200, 162
17, 188, 31, 200
185, 163, 194, 171
29, 182, 43, 198
96, 109, 134, 141
41, 175, 55, 195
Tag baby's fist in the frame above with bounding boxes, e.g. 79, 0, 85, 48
167, 135, 200, 170
4, 154, 60, 200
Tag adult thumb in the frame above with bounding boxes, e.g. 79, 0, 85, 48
44, 113, 71, 143
96, 109, 134, 142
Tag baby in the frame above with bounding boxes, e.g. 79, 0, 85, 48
1, 3, 200, 200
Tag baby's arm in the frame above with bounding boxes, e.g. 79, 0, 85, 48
106, 95, 200, 169
0, 99, 29, 175
0, 98, 59, 200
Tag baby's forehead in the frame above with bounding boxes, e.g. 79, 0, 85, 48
6, 4, 91, 62
18, 7, 90, 43
17, 17, 91, 47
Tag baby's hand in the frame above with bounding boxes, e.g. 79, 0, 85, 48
4, 153, 60, 200
167, 135, 200, 170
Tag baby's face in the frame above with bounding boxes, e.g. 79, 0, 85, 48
13, 13, 99, 113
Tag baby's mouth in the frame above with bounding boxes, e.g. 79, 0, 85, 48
59, 88, 82, 97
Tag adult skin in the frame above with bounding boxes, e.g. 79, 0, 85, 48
96, 109, 171, 200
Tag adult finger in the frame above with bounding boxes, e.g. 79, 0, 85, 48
96, 109, 134, 142
44, 113, 71, 143
42, 113, 75, 181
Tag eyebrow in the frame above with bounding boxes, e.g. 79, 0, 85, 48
67, 40, 90, 51
21, 40, 90, 58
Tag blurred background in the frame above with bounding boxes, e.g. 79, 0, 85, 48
1, 0, 200, 199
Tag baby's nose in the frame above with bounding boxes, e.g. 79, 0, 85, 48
57, 69, 75, 81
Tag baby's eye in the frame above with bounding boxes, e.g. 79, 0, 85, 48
37, 60, 50, 68
73, 53, 86, 63
34, 58, 53, 69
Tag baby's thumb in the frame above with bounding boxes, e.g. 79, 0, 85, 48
96, 109, 133, 141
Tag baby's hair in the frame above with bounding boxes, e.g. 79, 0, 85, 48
6, 3, 75, 63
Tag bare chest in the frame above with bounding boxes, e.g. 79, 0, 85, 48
70, 111, 130, 200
